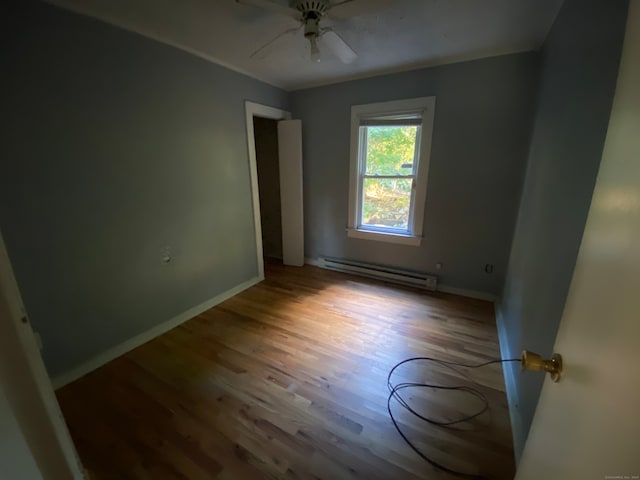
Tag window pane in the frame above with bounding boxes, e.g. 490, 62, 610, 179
365, 126, 418, 175
362, 178, 412, 230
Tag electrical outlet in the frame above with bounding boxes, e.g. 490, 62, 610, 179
485, 264, 494, 273
435, 262, 442, 270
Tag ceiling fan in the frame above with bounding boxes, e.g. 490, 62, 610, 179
236, 0, 386, 63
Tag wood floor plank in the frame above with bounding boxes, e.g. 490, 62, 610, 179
57, 263, 515, 479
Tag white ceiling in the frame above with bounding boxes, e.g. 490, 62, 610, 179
45, 0, 563, 90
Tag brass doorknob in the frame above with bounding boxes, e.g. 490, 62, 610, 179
521, 350, 563, 383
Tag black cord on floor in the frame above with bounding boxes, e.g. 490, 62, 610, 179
387, 356, 520, 480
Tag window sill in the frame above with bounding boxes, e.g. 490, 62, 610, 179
346, 228, 423, 246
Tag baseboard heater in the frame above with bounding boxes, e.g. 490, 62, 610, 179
318, 257, 437, 291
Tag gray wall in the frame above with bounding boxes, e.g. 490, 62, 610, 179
0, 2, 289, 377
292, 53, 539, 295
254, 117, 283, 260
496, 0, 628, 461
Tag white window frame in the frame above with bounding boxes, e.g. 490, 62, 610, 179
347, 96, 435, 246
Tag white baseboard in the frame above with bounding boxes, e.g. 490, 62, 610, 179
437, 284, 497, 302
52, 276, 262, 389
304, 257, 321, 267
305, 257, 496, 302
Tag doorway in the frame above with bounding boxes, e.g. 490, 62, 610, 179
253, 116, 283, 265
244, 102, 304, 278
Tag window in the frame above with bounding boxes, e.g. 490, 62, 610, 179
348, 97, 435, 246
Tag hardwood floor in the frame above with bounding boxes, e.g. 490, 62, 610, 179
56, 263, 515, 480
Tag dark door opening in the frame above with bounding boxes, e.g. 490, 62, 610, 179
253, 116, 283, 266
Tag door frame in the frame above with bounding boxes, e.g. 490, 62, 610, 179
244, 101, 292, 279
0, 231, 85, 478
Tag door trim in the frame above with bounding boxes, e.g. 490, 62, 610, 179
0, 232, 86, 478
244, 101, 292, 279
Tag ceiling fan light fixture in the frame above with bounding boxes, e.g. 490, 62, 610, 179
238, 0, 360, 64
309, 36, 321, 63
304, 15, 322, 63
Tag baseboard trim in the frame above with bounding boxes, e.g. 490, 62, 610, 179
52, 276, 262, 389
306, 257, 496, 302
304, 257, 321, 267
437, 285, 497, 302
495, 302, 524, 465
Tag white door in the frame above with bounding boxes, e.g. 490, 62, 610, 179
277, 119, 305, 267
517, 4, 640, 479
0, 233, 85, 479
0, 383, 44, 480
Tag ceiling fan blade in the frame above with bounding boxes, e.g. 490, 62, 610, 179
235, 0, 301, 20
250, 25, 302, 59
330, 0, 357, 8
329, 0, 392, 20
321, 29, 357, 64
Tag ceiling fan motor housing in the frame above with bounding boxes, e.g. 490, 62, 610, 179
293, 0, 330, 19
294, 0, 329, 39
